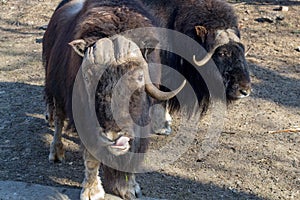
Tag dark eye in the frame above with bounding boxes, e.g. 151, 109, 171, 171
138, 74, 144, 82
218, 50, 231, 58
218, 52, 226, 57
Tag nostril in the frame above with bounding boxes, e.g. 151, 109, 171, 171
239, 89, 249, 96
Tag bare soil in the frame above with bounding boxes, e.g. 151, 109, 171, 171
0, 0, 299, 199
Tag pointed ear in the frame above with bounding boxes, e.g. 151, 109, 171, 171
69, 39, 87, 57
195, 25, 207, 43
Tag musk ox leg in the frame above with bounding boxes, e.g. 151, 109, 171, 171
81, 148, 105, 200
45, 100, 54, 127
48, 102, 65, 162
151, 103, 172, 135
102, 166, 142, 199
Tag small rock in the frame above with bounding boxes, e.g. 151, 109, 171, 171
279, 6, 289, 12
256, 14, 285, 23
255, 17, 274, 23
295, 46, 300, 52
236, 180, 242, 186
295, 65, 300, 72
38, 25, 48, 30
292, 157, 299, 168
35, 38, 43, 44
276, 15, 285, 21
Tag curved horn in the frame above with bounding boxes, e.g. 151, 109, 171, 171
226, 28, 240, 42
112, 35, 186, 100
192, 48, 216, 67
193, 41, 227, 66
193, 29, 239, 67
142, 63, 186, 100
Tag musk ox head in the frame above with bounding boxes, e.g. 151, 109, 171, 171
70, 35, 185, 156
193, 26, 251, 100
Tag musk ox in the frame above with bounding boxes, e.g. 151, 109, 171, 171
43, 0, 184, 199
140, 0, 251, 134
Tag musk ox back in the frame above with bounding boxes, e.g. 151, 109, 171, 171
43, 0, 185, 199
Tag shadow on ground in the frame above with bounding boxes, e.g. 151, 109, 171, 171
230, 0, 300, 6
139, 171, 265, 199
249, 63, 300, 108
0, 81, 266, 199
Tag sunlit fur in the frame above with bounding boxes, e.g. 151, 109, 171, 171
43, 0, 160, 199
141, 0, 251, 113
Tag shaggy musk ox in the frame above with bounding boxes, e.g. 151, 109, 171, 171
43, 0, 185, 199
141, 0, 251, 130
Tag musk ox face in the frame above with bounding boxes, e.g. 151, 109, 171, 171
95, 61, 146, 156
212, 42, 251, 100
71, 36, 185, 157
193, 27, 251, 100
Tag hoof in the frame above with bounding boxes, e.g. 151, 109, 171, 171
118, 180, 142, 199
48, 152, 65, 163
153, 120, 172, 135
49, 142, 65, 162
151, 104, 173, 135
134, 182, 142, 198
154, 126, 172, 135
81, 178, 105, 200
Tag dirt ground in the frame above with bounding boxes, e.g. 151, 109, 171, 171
0, 0, 299, 199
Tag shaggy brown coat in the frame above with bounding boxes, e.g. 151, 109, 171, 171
141, 0, 251, 113
43, 0, 161, 199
